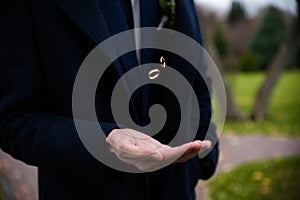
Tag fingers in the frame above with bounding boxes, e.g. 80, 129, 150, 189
106, 128, 213, 171
175, 149, 199, 163
201, 140, 212, 150
175, 140, 212, 163
173, 141, 201, 163
161, 141, 197, 161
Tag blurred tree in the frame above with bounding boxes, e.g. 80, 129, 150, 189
249, 6, 287, 69
209, 2, 249, 120
227, 1, 246, 25
196, 3, 247, 120
196, 0, 299, 121
212, 26, 229, 59
251, 0, 300, 120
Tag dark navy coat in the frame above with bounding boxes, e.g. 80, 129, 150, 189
0, 0, 218, 199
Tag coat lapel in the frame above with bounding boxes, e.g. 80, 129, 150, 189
140, 0, 160, 28
138, 0, 161, 124
52, 0, 139, 76
100, 0, 141, 122
174, 0, 203, 45
52, 0, 110, 44
140, 0, 160, 64
100, 0, 139, 73
52, 0, 142, 120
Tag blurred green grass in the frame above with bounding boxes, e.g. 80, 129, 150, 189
223, 70, 300, 136
208, 156, 300, 200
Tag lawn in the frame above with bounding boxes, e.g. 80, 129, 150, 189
222, 70, 300, 136
208, 156, 300, 200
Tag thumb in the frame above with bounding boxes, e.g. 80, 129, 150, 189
162, 142, 195, 161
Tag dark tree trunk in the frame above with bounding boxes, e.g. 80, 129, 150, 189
250, 41, 298, 120
251, 1, 300, 121
224, 83, 247, 120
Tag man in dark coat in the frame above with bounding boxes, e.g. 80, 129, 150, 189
0, 0, 218, 199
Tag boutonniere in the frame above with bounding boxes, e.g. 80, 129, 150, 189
159, 0, 176, 29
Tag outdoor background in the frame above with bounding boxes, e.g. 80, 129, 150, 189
195, 0, 300, 199
0, 0, 299, 200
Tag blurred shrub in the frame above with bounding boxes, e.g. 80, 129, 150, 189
209, 157, 300, 200
238, 52, 261, 71
213, 26, 229, 59
249, 6, 287, 69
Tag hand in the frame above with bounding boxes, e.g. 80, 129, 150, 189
106, 128, 211, 172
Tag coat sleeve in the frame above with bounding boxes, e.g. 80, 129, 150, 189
191, 62, 219, 180
188, 1, 219, 180
0, 0, 118, 178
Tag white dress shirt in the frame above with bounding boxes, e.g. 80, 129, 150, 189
130, 0, 141, 63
